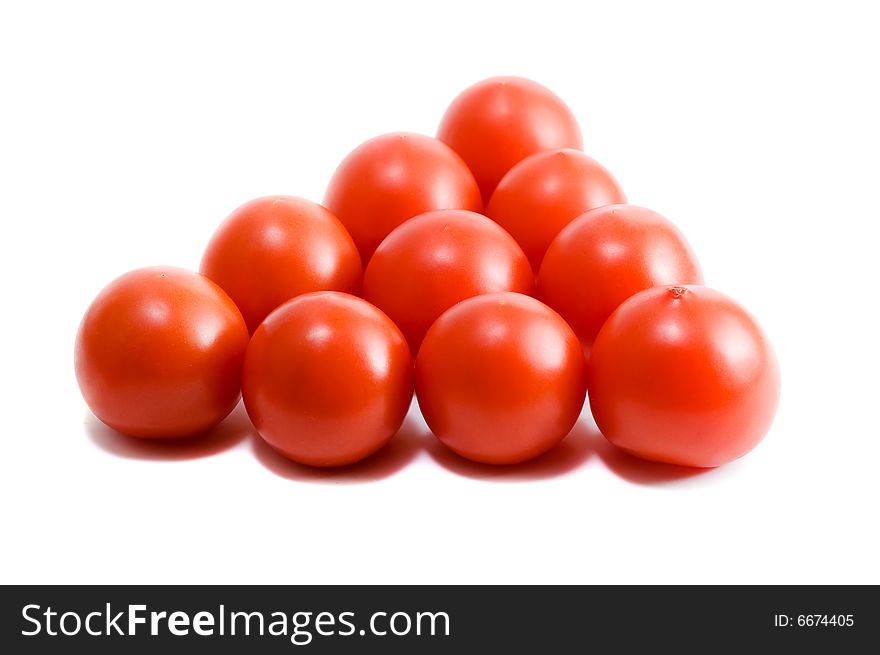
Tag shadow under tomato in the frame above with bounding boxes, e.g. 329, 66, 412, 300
423, 420, 597, 482
84, 400, 253, 461
588, 430, 716, 486
251, 412, 428, 484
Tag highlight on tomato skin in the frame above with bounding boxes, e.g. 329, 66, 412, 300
200, 195, 363, 335
485, 148, 626, 272
74, 267, 250, 439
415, 292, 587, 465
588, 285, 781, 468
362, 208, 535, 353
242, 291, 414, 468
323, 132, 482, 265
538, 204, 704, 348
437, 76, 584, 205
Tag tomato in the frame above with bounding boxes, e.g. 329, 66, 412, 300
437, 76, 583, 204
200, 196, 362, 334
538, 204, 703, 347
416, 292, 586, 465
323, 132, 482, 264
485, 149, 626, 271
362, 209, 535, 352
75, 267, 249, 438
242, 292, 413, 467
589, 285, 780, 468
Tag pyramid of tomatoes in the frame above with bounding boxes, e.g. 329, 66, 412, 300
76, 77, 779, 470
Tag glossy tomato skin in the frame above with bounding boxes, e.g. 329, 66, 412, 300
437, 76, 583, 204
200, 196, 362, 334
416, 293, 586, 465
323, 132, 481, 264
485, 149, 626, 271
538, 204, 703, 347
75, 267, 249, 438
362, 209, 534, 352
589, 285, 780, 468
242, 292, 413, 467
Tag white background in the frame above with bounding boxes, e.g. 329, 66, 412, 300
1, 0, 878, 585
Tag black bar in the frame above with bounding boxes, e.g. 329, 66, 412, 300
1, 585, 876, 653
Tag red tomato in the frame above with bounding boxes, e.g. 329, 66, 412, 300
538, 204, 703, 347
437, 76, 583, 204
485, 149, 626, 271
362, 209, 535, 352
242, 292, 413, 467
589, 285, 780, 468
323, 133, 481, 264
200, 196, 362, 334
75, 267, 249, 438
416, 292, 586, 465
